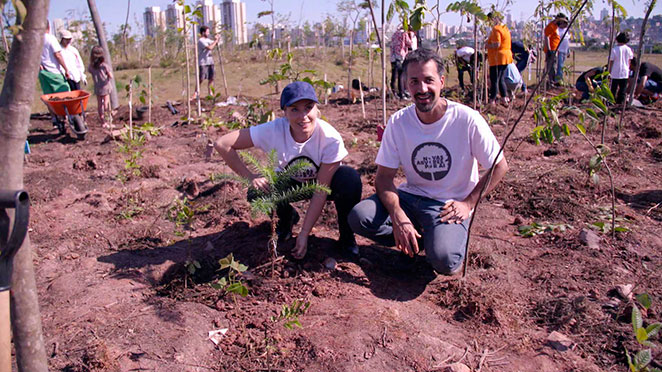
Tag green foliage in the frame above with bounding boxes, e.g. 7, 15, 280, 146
271, 299, 311, 330
167, 197, 195, 237
590, 206, 631, 233
388, 0, 428, 31
211, 253, 249, 298
446, 0, 487, 21
246, 100, 276, 126
626, 293, 661, 372
137, 122, 162, 136
211, 149, 331, 217
517, 222, 572, 237
260, 51, 334, 97
185, 259, 201, 275
531, 92, 571, 145
116, 130, 146, 182
117, 197, 144, 220
587, 144, 609, 184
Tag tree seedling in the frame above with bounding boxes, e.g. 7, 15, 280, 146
210, 149, 330, 275
625, 293, 662, 372
271, 299, 310, 330
517, 222, 572, 237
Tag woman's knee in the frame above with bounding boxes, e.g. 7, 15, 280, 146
331, 166, 362, 199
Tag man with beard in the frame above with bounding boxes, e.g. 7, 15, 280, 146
348, 48, 509, 275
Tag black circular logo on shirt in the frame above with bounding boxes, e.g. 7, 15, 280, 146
286, 156, 319, 182
411, 142, 452, 181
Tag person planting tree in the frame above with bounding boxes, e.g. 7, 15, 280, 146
348, 48, 509, 275
212, 81, 362, 259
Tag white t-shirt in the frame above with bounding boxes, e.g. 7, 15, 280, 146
557, 28, 570, 54
198, 37, 214, 66
376, 101, 503, 202
41, 33, 64, 74
250, 117, 348, 182
610, 44, 633, 79
61, 45, 85, 82
456, 46, 475, 62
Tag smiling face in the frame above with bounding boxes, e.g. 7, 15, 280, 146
406, 59, 445, 115
284, 99, 318, 142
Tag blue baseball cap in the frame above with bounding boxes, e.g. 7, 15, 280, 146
280, 81, 319, 109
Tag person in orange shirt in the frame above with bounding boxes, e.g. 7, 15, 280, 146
544, 13, 569, 87
486, 12, 513, 105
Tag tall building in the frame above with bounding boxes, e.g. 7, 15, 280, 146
144, 6, 166, 37
52, 18, 66, 35
221, 0, 248, 45
165, 3, 186, 30
600, 8, 609, 21
197, 0, 222, 32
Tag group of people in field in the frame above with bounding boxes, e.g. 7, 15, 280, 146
39, 18, 660, 276
39, 22, 113, 127
212, 48, 509, 275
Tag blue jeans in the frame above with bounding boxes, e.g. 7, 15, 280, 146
556, 51, 567, 82
515, 57, 528, 91
576, 80, 591, 101
348, 190, 469, 274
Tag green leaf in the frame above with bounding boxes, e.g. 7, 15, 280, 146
237, 263, 248, 272
614, 226, 629, 232
636, 293, 652, 310
12, 0, 26, 23
576, 123, 586, 134
632, 305, 643, 333
645, 323, 661, 338
591, 98, 608, 115
562, 123, 570, 136
183, 5, 191, 13
634, 349, 652, 368
636, 327, 649, 344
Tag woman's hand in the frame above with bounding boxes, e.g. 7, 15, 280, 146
292, 233, 308, 259
250, 176, 270, 193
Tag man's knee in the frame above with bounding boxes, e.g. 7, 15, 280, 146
427, 248, 464, 275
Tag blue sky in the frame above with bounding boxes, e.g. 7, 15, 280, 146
48, 0, 662, 35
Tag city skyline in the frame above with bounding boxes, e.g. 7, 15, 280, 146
49, 0, 662, 37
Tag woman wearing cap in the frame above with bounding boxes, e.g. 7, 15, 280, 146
213, 81, 362, 259
59, 30, 86, 91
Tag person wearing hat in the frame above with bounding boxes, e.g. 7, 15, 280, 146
59, 29, 86, 91
544, 13, 569, 87
212, 81, 362, 259
454, 40, 480, 93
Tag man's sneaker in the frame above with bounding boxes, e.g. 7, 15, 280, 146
276, 210, 300, 243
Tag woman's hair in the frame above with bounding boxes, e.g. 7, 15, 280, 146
616, 32, 630, 44
90, 46, 104, 68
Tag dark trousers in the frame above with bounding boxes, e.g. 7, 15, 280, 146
489, 65, 508, 100
457, 64, 475, 90
515, 56, 528, 91
611, 78, 628, 104
249, 165, 362, 245
545, 51, 557, 85
390, 60, 404, 97
67, 79, 80, 91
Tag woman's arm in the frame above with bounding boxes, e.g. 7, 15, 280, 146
213, 128, 269, 191
292, 161, 340, 259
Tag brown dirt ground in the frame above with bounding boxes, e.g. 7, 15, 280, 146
19, 86, 662, 372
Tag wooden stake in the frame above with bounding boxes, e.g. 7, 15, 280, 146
215, 44, 229, 97
193, 24, 201, 117
129, 82, 133, 139
324, 73, 328, 105
0, 291, 10, 372
359, 76, 366, 119
148, 66, 152, 123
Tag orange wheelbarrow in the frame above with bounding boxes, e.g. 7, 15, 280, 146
40, 90, 91, 140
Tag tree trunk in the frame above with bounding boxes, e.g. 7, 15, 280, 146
0, 1, 50, 371
88, 0, 119, 109
347, 30, 353, 101
381, 0, 386, 129
365, 0, 382, 48
122, 0, 130, 61
183, 14, 191, 122
473, 16, 478, 110
0, 14, 9, 55
193, 25, 201, 117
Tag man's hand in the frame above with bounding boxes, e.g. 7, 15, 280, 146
250, 176, 269, 193
392, 213, 421, 257
440, 200, 471, 224
292, 233, 308, 259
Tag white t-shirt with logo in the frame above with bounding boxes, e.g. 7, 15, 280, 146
41, 33, 64, 75
456, 46, 475, 62
376, 101, 503, 202
610, 44, 633, 79
249, 117, 348, 182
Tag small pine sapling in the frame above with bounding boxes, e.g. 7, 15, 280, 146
211, 149, 330, 274
271, 299, 310, 330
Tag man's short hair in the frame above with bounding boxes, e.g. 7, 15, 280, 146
402, 48, 445, 78
199, 25, 209, 35
616, 32, 630, 44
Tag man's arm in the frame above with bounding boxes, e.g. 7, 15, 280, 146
205, 34, 221, 50
440, 158, 509, 223
54, 51, 70, 79
635, 75, 648, 97
375, 165, 421, 257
